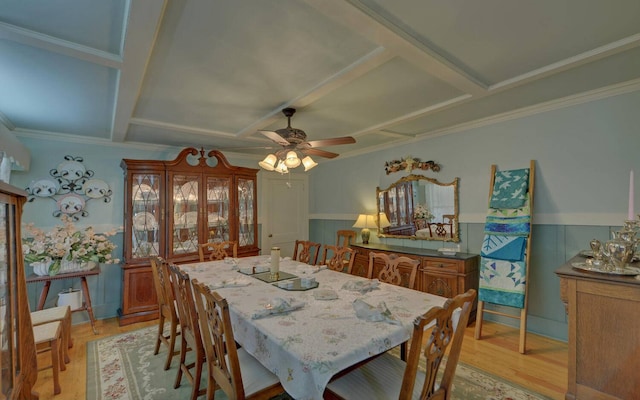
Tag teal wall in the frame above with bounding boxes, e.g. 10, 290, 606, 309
9, 89, 640, 338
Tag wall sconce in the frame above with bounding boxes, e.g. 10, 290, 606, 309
353, 214, 376, 244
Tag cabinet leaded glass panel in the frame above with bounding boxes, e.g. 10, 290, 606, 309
131, 173, 161, 259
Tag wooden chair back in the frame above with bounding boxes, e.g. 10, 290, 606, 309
292, 240, 321, 265
400, 289, 477, 400
167, 264, 206, 398
367, 252, 420, 289
150, 256, 180, 369
321, 244, 355, 273
191, 280, 284, 400
428, 222, 450, 239
336, 230, 357, 247
198, 240, 238, 261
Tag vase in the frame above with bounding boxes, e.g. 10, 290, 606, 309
31, 260, 51, 276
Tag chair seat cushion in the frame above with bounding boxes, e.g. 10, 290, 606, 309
326, 353, 426, 400
33, 321, 61, 344
237, 348, 281, 396
31, 306, 70, 325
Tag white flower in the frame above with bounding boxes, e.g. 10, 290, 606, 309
413, 204, 434, 221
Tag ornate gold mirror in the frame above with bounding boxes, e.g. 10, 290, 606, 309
377, 174, 459, 242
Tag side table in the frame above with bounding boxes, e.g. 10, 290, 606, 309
26, 266, 101, 334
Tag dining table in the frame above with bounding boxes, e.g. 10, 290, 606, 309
180, 255, 449, 400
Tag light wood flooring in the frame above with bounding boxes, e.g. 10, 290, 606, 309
31, 318, 568, 400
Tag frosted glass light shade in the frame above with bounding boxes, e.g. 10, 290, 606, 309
274, 160, 289, 174
301, 156, 318, 171
284, 151, 301, 168
259, 154, 277, 171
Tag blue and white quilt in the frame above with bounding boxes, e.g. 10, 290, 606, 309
481, 234, 527, 262
478, 257, 526, 309
489, 168, 529, 209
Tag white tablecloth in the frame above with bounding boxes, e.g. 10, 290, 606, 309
182, 256, 447, 400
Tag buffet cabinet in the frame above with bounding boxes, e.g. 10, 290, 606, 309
351, 243, 479, 323
0, 182, 37, 399
556, 256, 640, 400
119, 148, 260, 325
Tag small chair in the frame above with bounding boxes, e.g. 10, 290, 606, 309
31, 305, 72, 366
325, 289, 477, 400
168, 264, 206, 400
33, 321, 64, 395
292, 240, 321, 265
321, 244, 355, 273
336, 230, 356, 247
198, 240, 238, 261
428, 222, 451, 239
150, 256, 180, 370
191, 280, 285, 400
368, 252, 420, 290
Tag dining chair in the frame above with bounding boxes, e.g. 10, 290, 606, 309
292, 240, 321, 265
30, 305, 72, 366
150, 256, 180, 370
198, 240, 238, 261
33, 320, 64, 395
167, 264, 206, 400
321, 244, 355, 273
428, 222, 451, 239
336, 230, 357, 247
325, 289, 477, 400
368, 252, 420, 290
191, 279, 285, 400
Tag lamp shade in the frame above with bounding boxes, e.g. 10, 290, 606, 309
301, 156, 318, 171
284, 151, 301, 168
258, 154, 277, 171
353, 214, 376, 228
378, 212, 391, 228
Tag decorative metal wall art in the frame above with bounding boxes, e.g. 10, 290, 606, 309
384, 156, 441, 175
26, 155, 112, 220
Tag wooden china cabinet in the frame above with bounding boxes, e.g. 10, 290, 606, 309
0, 182, 37, 399
119, 148, 259, 325
378, 180, 415, 236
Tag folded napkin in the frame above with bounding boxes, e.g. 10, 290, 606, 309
296, 264, 327, 275
251, 297, 306, 319
353, 299, 400, 325
208, 277, 252, 290
342, 279, 380, 294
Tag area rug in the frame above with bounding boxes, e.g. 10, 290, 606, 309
87, 326, 552, 400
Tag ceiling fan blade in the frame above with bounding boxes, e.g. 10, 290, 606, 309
301, 148, 339, 159
259, 130, 290, 146
305, 136, 356, 148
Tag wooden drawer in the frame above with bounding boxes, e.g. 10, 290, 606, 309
423, 258, 460, 273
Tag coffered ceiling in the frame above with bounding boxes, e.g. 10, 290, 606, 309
1, 0, 639, 161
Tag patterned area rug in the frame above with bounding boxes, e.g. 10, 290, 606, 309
86, 326, 552, 400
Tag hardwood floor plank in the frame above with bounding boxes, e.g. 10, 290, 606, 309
31, 318, 568, 400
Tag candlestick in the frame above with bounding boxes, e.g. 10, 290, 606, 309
628, 170, 635, 221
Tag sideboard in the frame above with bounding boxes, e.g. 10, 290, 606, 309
351, 243, 479, 322
556, 255, 640, 400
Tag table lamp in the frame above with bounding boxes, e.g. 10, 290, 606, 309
353, 214, 376, 244
378, 212, 391, 230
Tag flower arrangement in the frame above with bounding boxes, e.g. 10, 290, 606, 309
413, 204, 434, 221
23, 215, 119, 275
384, 156, 441, 175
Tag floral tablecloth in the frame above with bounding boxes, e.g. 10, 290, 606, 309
182, 256, 447, 400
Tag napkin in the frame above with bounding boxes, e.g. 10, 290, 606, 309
208, 277, 252, 289
342, 279, 380, 294
251, 297, 306, 319
296, 264, 327, 275
353, 299, 400, 325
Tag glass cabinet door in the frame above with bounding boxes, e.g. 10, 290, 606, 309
237, 177, 255, 247
171, 175, 200, 256
206, 177, 230, 243
130, 174, 162, 260
0, 196, 15, 398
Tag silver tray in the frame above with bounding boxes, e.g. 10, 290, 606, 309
579, 249, 639, 261
272, 278, 319, 291
571, 262, 640, 276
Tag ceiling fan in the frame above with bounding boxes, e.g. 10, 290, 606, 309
258, 107, 356, 173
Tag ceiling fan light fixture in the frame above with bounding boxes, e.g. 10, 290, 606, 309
302, 156, 318, 171
274, 159, 289, 174
259, 154, 278, 171
284, 151, 301, 168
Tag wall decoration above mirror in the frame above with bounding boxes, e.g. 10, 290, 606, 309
25, 155, 112, 220
377, 174, 459, 242
384, 156, 441, 175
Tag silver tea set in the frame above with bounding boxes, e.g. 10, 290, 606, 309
589, 219, 639, 272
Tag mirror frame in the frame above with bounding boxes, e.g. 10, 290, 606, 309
376, 174, 460, 242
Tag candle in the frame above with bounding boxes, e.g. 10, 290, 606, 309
628, 170, 635, 220
270, 247, 280, 274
